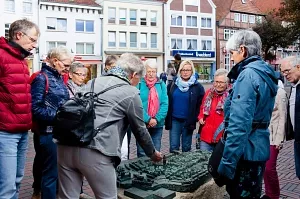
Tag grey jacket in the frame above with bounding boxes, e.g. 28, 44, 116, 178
85, 75, 155, 166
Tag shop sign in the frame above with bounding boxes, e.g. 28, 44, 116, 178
172, 50, 215, 58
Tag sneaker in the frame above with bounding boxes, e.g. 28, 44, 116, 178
31, 192, 41, 199
79, 193, 93, 199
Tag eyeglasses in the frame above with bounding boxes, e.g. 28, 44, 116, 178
59, 60, 71, 68
281, 68, 292, 75
214, 81, 227, 85
73, 72, 87, 77
180, 69, 192, 72
147, 71, 156, 74
22, 32, 37, 43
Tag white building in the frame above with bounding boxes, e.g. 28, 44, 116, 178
0, 0, 39, 73
38, 0, 102, 79
165, 0, 216, 82
98, 0, 165, 74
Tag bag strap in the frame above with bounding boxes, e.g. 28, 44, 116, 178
95, 83, 127, 97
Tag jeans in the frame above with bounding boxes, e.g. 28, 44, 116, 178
0, 131, 28, 199
32, 134, 42, 192
137, 127, 163, 157
200, 141, 215, 152
169, 118, 193, 153
264, 145, 280, 199
40, 134, 58, 199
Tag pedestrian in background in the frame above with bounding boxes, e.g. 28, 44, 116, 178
165, 60, 205, 153
167, 62, 176, 85
263, 77, 288, 199
173, 53, 182, 74
217, 30, 278, 198
31, 46, 72, 199
136, 59, 168, 157
0, 18, 39, 199
198, 68, 230, 152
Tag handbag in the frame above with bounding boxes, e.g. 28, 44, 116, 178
53, 79, 125, 146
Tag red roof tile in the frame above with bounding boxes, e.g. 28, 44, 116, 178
252, 0, 283, 14
40, 0, 100, 7
212, 0, 234, 21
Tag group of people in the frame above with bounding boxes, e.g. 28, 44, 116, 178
1, 18, 300, 199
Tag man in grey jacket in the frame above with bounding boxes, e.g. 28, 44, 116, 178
57, 53, 162, 199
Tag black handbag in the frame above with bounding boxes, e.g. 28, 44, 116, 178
53, 79, 125, 146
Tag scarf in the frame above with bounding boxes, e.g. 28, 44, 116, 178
203, 87, 230, 115
67, 80, 86, 98
175, 75, 196, 92
105, 65, 130, 82
145, 77, 159, 117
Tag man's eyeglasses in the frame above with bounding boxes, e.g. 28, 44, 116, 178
22, 32, 37, 43
73, 72, 87, 77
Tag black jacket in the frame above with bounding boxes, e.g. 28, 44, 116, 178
165, 80, 205, 131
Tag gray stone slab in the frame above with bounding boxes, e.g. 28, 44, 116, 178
124, 187, 153, 199
153, 188, 176, 199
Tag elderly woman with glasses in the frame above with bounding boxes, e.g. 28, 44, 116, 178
165, 60, 205, 153
67, 62, 88, 98
216, 30, 278, 198
136, 59, 168, 157
31, 46, 72, 199
197, 68, 230, 152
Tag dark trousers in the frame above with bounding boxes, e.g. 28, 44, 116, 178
226, 160, 266, 199
32, 134, 42, 192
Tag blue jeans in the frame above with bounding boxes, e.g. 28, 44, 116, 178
136, 127, 163, 158
40, 134, 57, 199
169, 118, 193, 153
0, 131, 28, 199
200, 141, 215, 152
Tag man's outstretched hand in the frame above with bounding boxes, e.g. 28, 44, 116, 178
151, 150, 163, 162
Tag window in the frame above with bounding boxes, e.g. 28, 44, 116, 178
140, 10, 147, 26
76, 43, 94, 54
249, 15, 255, 23
231, 30, 236, 36
187, 16, 197, 27
171, 15, 182, 26
76, 20, 94, 32
234, 13, 240, 22
224, 54, 231, 70
5, 0, 15, 12
130, 32, 137, 47
187, 39, 197, 50
201, 40, 212, 50
224, 29, 230, 40
46, 18, 67, 31
241, 14, 248, 22
186, 0, 198, 6
108, 8, 116, 24
119, 32, 126, 47
23, 0, 32, 13
47, 41, 66, 52
140, 33, 147, 48
256, 16, 262, 23
119, 8, 126, 25
171, 38, 182, 49
151, 11, 157, 26
201, 17, 212, 28
4, 24, 10, 39
130, 10, 137, 25
108, 31, 116, 47
151, 33, 157, 48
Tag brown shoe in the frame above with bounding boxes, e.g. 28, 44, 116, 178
31, 192, 41, 199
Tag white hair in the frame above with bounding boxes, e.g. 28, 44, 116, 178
47, 46, 73, 60
117, 53, 145, 76
144, 59, 157, 69
226, 30, 262, 57
214, 68, 229, 80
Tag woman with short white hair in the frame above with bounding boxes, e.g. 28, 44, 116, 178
135, 59, 168, 157
67, 62, 88, 97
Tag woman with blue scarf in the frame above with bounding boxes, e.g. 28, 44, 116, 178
165, 60, 205, 152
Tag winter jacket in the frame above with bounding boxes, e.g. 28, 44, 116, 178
198, 89, 227, 144
165, 79, 205, 131
218, 56, 278, 180
31, 64, 69, 134
137, 78, 168, 128
269, 85, 288, 146
292, 84, 300, 178
0, 37, 32, 133
85, 75, 155, 166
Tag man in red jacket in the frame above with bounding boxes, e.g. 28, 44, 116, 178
0, 19, 39, 198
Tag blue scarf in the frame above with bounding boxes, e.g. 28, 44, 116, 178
175, 75, 196, 92
104, 66, 130, 82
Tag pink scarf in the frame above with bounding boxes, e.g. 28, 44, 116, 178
203, 87, 230, 115
145, 77, 159, 117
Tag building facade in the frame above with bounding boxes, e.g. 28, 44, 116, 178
213, 0, 263, 71
99, 0, 165, 74
39, 0, 102, 79
0, 0, 39, 74
165, 0, 216, 82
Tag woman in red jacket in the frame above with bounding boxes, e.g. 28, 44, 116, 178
197, 68, 230, 152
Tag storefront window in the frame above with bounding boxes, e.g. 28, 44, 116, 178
194, 63, 211, 82
84, 64, 97, 83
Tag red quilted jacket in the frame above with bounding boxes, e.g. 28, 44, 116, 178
0, 37, 32, 133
